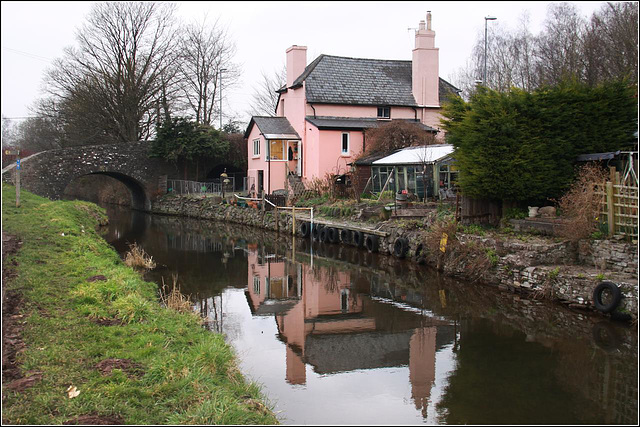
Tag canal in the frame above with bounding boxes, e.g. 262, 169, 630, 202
103, 206, 638, 425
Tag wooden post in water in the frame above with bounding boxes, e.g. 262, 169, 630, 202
292, 207, 296, 237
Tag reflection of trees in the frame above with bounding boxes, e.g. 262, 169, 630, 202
435, 318, 611, 425
311, 264, 342, 294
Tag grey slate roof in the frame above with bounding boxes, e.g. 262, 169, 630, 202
288, 54, 460, 106
305, 116, 438, 133
244, 116, 300, 139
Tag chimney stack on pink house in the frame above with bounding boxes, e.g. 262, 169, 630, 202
286, 45, 307, 87
412, 11, 439, 107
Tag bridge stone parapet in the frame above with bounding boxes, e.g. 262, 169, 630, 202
2, 141, 179, 211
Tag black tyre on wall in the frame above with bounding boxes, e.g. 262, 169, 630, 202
592, 281, 622, 313
365, 235, 379, 253
319, 227, 330, 243
312, 225, 323, 241
340, 228, 352, 244
393, 237, 409, 258
300, 222, 311, 238
353, 231, 364, 247
328, 227, 340, 243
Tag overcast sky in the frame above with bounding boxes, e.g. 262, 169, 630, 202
1, 1, 607, 127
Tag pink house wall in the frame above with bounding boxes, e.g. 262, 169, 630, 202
246, 125, 290, 193
307, 129, 364, 180
255, 12, 451, 191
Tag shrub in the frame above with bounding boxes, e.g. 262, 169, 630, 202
556, 163, 608, 241
441, 81, 637, 204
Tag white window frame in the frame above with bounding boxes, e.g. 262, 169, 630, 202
266, 139, 288, 162
377, 106, 391, 119
253, 138, 260, 157
341, 132, 350, 155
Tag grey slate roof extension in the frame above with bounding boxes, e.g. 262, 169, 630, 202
244, 116, 300, 139
305, 116, 438, 133
287, 54, 461, 106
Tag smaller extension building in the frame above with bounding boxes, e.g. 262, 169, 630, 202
353, 144, 456, 200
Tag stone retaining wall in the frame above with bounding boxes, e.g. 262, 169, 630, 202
151, 195, 638, 321
578, 239, 638, 276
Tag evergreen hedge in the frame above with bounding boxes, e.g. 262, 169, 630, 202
441, 80, 637, 204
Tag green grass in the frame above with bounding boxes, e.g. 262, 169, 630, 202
1, 183, 278, 425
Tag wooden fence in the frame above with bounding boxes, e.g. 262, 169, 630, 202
595, 168, 638, 238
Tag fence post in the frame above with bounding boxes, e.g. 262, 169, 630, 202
606, 181, 615, 236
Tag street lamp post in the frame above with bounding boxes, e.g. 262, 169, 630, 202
484, 16, 497, 86
219, 68, 227, 130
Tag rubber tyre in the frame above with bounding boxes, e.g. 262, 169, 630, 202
592, 281, 622, 313
300, 222, 310, 238
328, 227, 340, 244
340, 228, 352, 244
312, 225, 323, 241
319, 226, 330, 243
365, 234, 379, 253
352, 231, 364, 247
393, 237, 409, 259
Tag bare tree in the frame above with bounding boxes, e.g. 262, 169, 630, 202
582, 2, 638, 86
534, 2, 588, 86
362, 120, 435, 157
451, 2, 637, 94
44, 2, 179, 144
177, 17, 240, 126
247, 65, 286, 117
14, 116, 65, 152
2, 116, 18, 149
414, 133, 440, 202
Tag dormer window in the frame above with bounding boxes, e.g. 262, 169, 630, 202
377, 106, 391, 119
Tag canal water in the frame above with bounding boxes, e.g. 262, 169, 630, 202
103, 206, 638, 425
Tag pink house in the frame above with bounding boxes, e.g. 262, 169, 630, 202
244, 12, 459, 195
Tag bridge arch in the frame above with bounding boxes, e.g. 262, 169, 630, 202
1, 141, 178, 211
65, 171, 152, 211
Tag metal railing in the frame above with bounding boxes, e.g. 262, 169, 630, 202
167, 178, 236, 195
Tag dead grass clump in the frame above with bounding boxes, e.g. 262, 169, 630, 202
306, 173, 333, 197
424, 219, 494, 281
556, 163, 608, 241
124, 243, 156, 270
160, 274, 192, 313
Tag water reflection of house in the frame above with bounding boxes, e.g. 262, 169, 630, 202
243, 248, 456, 416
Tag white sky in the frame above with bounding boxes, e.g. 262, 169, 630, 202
1, 1, 607, 127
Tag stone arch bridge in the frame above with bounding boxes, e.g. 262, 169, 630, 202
2, 141, 226, 211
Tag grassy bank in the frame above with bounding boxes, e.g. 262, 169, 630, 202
1, 183, 278, 424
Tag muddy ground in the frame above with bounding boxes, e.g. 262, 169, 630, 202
2, 231, 129, 424
2, 231, 25, 389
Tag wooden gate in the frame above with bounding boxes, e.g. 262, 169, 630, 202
595, 167, 638, 238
